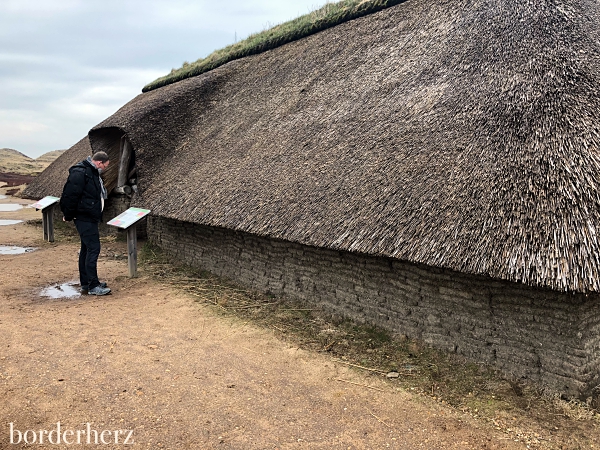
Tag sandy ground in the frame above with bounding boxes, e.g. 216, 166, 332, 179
0, 188, 527, 449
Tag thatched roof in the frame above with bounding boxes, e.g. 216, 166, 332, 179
24, 138, 90, 198
26, 0, 600, 293
23, 134, 120, 198
143, 0, 407, 92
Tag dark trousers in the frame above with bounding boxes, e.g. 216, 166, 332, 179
74, 219, 101, 289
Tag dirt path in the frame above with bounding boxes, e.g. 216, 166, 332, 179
0, 190, 528, 449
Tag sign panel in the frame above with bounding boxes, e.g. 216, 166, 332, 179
30, 196, 60, 210
107, 207, 151, 229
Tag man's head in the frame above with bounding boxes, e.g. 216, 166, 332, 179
91, 152, 110, 172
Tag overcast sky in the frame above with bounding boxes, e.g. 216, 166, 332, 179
0, 0, 325, 158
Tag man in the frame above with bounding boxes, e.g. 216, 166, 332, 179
60, 151, 111, 295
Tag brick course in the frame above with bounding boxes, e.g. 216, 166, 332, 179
147, 216, 600, 400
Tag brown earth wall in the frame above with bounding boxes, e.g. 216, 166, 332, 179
147, 216, 600, 400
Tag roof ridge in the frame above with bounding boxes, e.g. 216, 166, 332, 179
142, 0, 407, 93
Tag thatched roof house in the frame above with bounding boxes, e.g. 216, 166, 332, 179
25, 0, 600, 398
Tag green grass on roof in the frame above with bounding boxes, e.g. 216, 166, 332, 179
142, 0, 406, 92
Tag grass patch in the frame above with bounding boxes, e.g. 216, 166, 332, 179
138, 242, 599, 448
143, 0, 406, 92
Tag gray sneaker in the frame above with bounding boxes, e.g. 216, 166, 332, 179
81, 282, 107, 294
88, 285, 111, 296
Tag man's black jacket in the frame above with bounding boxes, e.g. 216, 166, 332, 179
60, 159, 103, 223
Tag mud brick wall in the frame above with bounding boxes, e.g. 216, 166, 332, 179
100, 195, 148, 239
99, 194, 130, 236
148, 216, 600, 399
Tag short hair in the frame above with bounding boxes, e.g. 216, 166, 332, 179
91, 151, 110, 163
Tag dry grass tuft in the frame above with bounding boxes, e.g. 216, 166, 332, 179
549, 394, 599, 422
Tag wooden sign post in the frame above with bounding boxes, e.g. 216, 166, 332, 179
107, 207, 151, 277
126, 225, 138, 277
30, 196, 60, 243
43, 208, 54, 243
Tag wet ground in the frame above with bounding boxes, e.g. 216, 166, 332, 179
0, 203, 24, 212
0, 187, 67, 299
0, 219, 23, 226
0, 184, 39, 226
0, 245, 36, 255
38, 280, 81, 299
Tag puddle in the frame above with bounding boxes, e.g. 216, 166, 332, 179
0, 245, 36, 255
39, 281, 81, 299
0, 220, 23, 226
0, 204, 23, 212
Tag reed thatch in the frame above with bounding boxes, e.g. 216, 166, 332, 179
23, 133, 120, 198
143, 0, 407, 93
26, 0, 600, 293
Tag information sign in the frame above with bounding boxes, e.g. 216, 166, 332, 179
30, 196, 60, 210
107, 207, 151, 229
